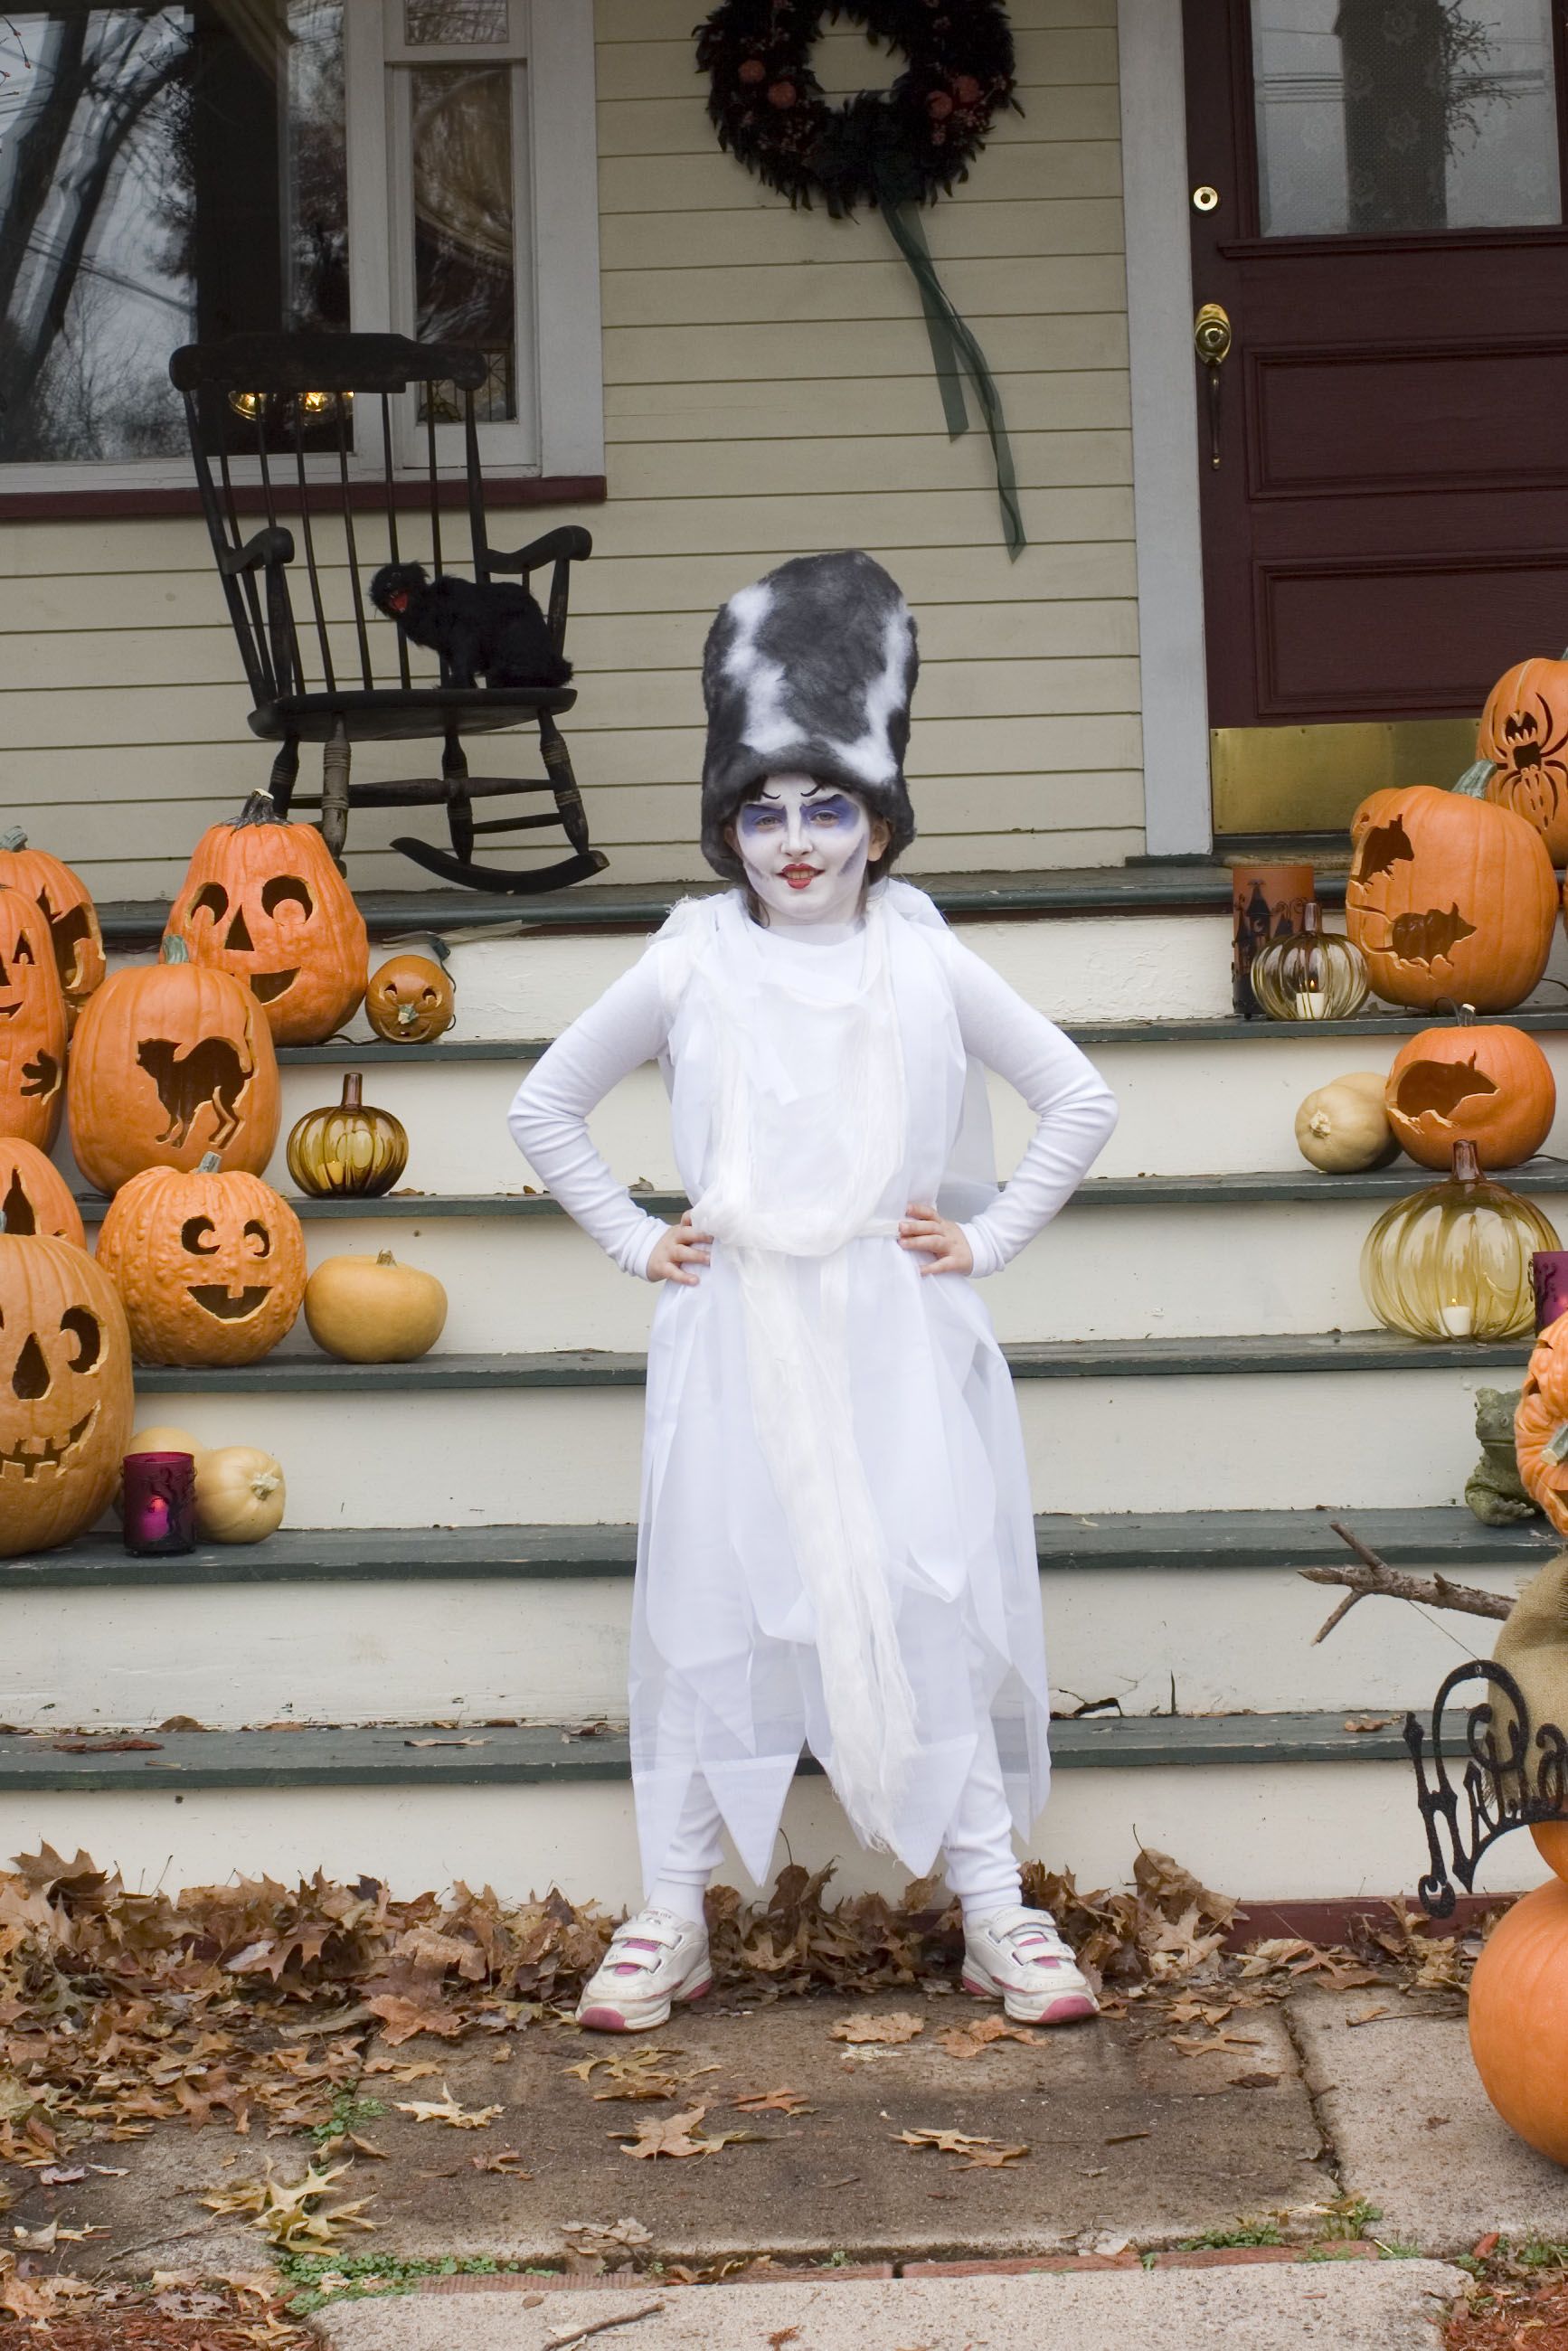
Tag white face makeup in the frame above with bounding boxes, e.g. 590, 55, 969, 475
732, 775, 880, 930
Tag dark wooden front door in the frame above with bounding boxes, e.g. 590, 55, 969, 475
1185, 0, 1568, 835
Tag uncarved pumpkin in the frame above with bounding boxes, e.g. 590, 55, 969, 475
195, 1444, 285, 1543
0, 883, 68, 1151
0, 829, 105, 1024
1346, 786, 1557, 1013
1478, 659, 1568, 864
1294, 1073, 1399, 1173
0, 1230, 134, 1558
96, 1157, 306, 1366
165, 790, 368, 1045
1532, 1821, 1568, 1882
0, 1138, 85, 1247
304, 1248, 448, 1362
365, 953, 455, 1043
1385, 1023, 1555, 1171
1469, 1877, 1568, 2164
68, 937, 280, 1194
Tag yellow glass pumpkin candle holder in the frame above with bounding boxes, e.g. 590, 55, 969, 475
1248, 901, 1370, 1022
1360, 1139, 1561, 1341
286, 1073, 409, 1198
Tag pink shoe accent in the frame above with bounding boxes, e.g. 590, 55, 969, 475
1040, 1992, 1098, 2024
577, 2003, 637, 2032
679, 1977, 713, 2005
961, 1974, 992, 1998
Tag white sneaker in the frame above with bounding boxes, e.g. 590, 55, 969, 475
575, 1908, 713, 2033
962, 1904, 1098, 2025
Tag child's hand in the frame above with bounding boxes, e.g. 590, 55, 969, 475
647, 1210, 712, 1285
898, 1203, 973, 1277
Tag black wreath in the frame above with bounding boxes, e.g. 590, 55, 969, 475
694, 0, 1018, 217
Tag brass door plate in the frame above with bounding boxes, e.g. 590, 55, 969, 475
1210, 718, 1479, 834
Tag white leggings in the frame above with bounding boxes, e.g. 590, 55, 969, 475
647, 1718, 1025, 1926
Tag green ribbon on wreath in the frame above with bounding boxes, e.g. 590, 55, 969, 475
876, 173, 1025, 562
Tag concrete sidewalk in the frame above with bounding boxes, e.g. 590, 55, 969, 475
309, 2261, 1466, 2349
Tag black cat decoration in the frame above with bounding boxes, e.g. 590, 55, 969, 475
368, 562, 571, 691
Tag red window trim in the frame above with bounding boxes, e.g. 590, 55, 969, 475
0, 474, 608, 523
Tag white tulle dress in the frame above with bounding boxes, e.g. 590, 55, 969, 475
507, 880, 1118, 1892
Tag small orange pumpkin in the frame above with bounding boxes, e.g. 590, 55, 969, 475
1533, 1821, 1568, 1882
0, 1138, 85, 1247
165, 790, 368, 1045
1469, 1876, 1568, 2164
0, 883, 68, 1151
1478, 659, 1568, 864
1346, 786, 1557, 1013
1512, 1317, 1568, 1534
0, 1225, 134, 1558
1384, 1020, 1556, 1171
95, 1154, 306, 1365
68, 937, 280, 1194
0, 828, 105, 1024
365, 953, 455, 1044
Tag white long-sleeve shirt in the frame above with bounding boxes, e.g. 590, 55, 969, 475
508, 916, 1117, 1281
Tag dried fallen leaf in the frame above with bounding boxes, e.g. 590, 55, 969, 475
1347, 2005, 1390, 2027
733, 2087, 813, 2115
1343, 1716, 1393, 1733
471, 2148, 531, 2176
830, 2012, 924, 2045
404, 1737, 489, 1749
619, 2104, 756, 2160
393, 2082, 504, 2129
1169, 2031, 1263, 2056
1229, 2071, 1280, 2090
200, 2158, 377, 2251
893, 2127, 1028, 2170
364, 1993, 466, 2045
936, 2017, 1035, 2060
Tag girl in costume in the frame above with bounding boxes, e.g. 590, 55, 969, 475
509, 552, 1118, 2033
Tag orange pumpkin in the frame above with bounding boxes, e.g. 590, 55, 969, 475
67, 937, 280, 1194
1532, 1821, 1568, 1881
1384, 1021, 1556, 1171
165, 790, 368, 1045
1513, 1317, 1568, 1534
0, 829, 105, 1025
0, 1138, 85, 1248
1469, 1876, 1568, 2164
1346, 786, 1557, 1013
95, 1155, 305, 1365
0, 1227, 133, 1557
365, 954, 455, 1044
0, 883, 68, 1151
1478, 659, 1568, 865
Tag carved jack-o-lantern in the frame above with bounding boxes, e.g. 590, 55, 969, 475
95, 1154, 306, 1365
67, 937, 281, 1194
1346, 786, 1557, 1013
1385, 1019, 1556, 1172
0, 1226, 133, 1557
0, 829, 106, 1026
0, 883, 68, 1151
1514, 1313, 1568, 1537
365, 954, 455, 1044
0, 1138, 85, 1248
1478, 659, 1568, 865
165, 791, 368, 1045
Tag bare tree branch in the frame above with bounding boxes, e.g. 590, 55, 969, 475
1297, 1520, 1514, 1645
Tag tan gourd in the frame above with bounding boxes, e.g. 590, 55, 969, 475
1293, 1072, 1399, 1173
304, 1248, 448, 1363
195, 1444, 286, 1543
125, 1423, 207, 1463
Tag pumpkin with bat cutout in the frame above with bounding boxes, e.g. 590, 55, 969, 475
68, 937, 280, 1194
0, 1225, 133, 1557
165, 790, 368, 1046
1346, 786, 1556, 1013
0, 1138, 84, 1248
1385, 1021, 1556, 1171
1478, 658, 1568, 865
0, 829, 105, 1025
0, 883, 68, 1151
365, 954, 455, 1044
96, 1154, 305, 1365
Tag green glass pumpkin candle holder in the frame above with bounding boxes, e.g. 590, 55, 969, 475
1249, 901, 1370, 1022
1361, 1139, 1562, 1341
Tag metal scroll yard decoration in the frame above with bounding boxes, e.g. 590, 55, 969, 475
695, 0, 1025, 557
1405, 1659, 1568, 1919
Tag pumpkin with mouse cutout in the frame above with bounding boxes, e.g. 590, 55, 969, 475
165, 790, 368, 1046
1385, 1019, 1555, 1172
1346, 785, 1556, 1013
0, 883, 68, 1152
96, 1154, 306, 1365
365, 953, 455, 1044
0, 1220, 133, 1557
0, 829, 105, 1027
68, 937, 280, 1194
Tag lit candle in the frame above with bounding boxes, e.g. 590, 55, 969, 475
1440, 1302, 1474, 1338
1292, 988, 1329, 1021
122, 1450, 196, 1556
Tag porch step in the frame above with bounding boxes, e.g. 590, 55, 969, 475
0, 1709, 1530, 1909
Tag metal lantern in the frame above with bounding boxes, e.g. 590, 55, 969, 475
1248, 901, 1370, 1022
1361, 1139, 1561, 1340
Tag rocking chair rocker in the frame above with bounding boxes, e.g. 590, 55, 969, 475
170, 330, 608, 893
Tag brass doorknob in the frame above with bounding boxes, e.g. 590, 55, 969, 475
1194, 302, 1232, 364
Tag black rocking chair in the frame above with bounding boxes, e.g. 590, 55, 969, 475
169, 330, 609, 893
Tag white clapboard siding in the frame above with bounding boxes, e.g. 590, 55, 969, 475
0, 3, 1139, 898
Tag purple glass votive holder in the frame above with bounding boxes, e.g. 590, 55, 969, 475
1533, 1251, 1568, 1334
122, 1450, 196, 1556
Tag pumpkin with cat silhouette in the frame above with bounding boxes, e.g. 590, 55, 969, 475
1346, 785, 1556, 1013
96, 1155, 305, 1366
67, 937, 280, 1194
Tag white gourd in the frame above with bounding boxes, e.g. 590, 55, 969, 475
195, 1445, 286, 1544
1295, 1072, 1401, 1173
